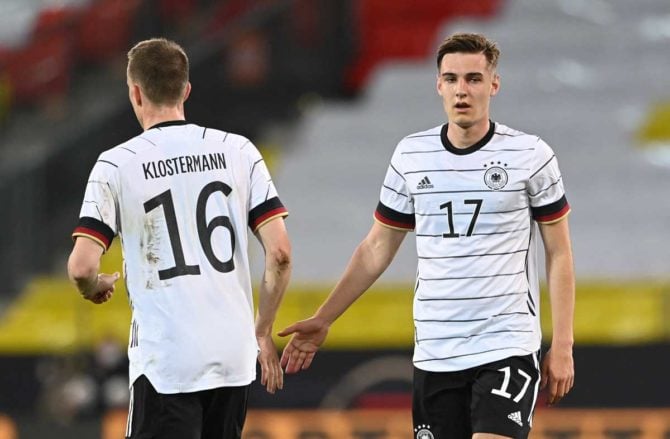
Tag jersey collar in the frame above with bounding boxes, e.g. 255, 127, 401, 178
147, 120, 189, 130
441, 120, 495, 155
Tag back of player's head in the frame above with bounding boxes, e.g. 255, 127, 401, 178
436, 33, 500, 71
127, 38, 189, 106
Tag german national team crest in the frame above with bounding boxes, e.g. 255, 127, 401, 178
414, 424, 434, 439
484, 162, 508, 190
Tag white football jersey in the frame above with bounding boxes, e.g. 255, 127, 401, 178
73, 121, 288, 393
375, 122, 570, 372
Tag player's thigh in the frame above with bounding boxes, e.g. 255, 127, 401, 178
471, 354, 540, 439
413, 367, 472, 439
125, 375, 202, 439
201, 385, 250, 439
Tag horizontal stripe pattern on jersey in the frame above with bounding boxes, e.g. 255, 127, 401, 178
377, 122, 569, 372
73, 122, 288, 393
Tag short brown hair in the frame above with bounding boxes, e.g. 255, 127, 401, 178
436, 33, 500, 70
127, 38, 189, 106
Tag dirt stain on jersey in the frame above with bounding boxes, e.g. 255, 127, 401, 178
144, 216, 163, 290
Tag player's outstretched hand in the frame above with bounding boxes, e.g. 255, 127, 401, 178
84, 272, 120, 304
540, 344, 574, 405
278, 317, 329, 374
257, 334, 283, 394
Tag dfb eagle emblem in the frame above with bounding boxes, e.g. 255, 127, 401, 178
484, 165, 508, 190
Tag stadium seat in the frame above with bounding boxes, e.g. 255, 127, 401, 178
345, 0, 504, 92
0, 32, 72, 105
157, 0, 197, 26
204, 0, 268, 37
32, 6, 81, 40
76, 0, 141, 63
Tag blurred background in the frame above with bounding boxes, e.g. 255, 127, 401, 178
0, 0, 669, 437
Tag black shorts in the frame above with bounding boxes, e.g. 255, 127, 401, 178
125, 375, 250, 439
413, 354, 540, 439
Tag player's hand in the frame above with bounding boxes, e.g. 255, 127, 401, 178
256, 334, 283, 394
540, 344, 574, 405
278, 317, 329, 374
83, 272, 120, 304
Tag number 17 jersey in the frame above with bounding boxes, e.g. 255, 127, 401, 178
72, 121, 288, 393
374, 122, 569, 373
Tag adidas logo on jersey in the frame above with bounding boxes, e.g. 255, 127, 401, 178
416, 176, 433, 189
507, 411, 523, 427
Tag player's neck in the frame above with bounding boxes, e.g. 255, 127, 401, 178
447, 119, 491, 149
140, 106, 185, 131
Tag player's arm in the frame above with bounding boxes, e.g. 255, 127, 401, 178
538, 217, 575, 405
279, 221, 408, 374
67, 237, 119, 304
255, 217, 292, 394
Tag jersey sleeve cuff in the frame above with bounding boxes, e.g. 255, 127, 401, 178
249, 197, 288, 232
374, 202, 415, 230
72, 216, 115, 251
532, 195, 570, 224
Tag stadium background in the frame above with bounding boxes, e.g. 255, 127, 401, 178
0, 0, 669, 437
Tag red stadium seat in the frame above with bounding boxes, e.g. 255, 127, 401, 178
205, 0, 256, 37
32, 6, 81, 40
345, 0, 505, 92
76, 0, 141, 63
158, 0, 198, 25
0, 32, 72, 105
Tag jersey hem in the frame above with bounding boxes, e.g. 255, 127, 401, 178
129, 371, 256, 394
413, 346, 539, 373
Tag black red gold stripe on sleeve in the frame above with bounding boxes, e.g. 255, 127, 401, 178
72, 216, 115, 251
532, 195, 571, 224
374, 202, 415, 230
249, 197, 288, 232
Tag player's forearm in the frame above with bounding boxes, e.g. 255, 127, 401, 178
546, 251, 575, 347
255, 249, 292, 337
67, 256, 99, 297
315, 238, 393, 325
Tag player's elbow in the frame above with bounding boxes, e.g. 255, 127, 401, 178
267, 241, 292, 273
67, 254, 98, 283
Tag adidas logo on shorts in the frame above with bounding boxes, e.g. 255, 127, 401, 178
507, 411, 523, 427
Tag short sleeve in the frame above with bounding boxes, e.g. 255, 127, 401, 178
374, 145, 415, 230
71, 158, 119, 251
246, 143, 288, 232
527, 139, 570, 224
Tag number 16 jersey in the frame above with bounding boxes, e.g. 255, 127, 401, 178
72, 121, 288, 393
374, 122, 569, 373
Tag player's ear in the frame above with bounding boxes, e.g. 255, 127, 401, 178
183, 82, 192, 102
490, 72, 500, 97
131, 84, 143, 107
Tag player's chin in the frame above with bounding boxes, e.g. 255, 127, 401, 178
450, 117, 476, 130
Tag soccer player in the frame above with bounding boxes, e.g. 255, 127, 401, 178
279, 33, 574, 439
67, 38, 291, 439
